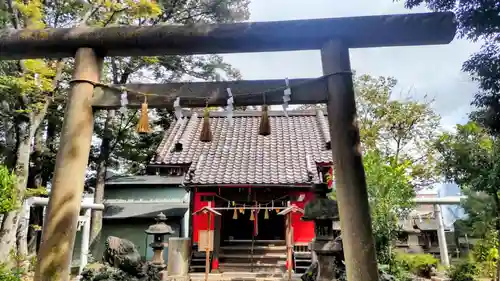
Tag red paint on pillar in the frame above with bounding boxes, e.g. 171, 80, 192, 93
290, 191, 315, 243
211, 258, 219, 269
193, 192, 216, 243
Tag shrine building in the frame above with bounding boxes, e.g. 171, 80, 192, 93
149, 109, 333, 274
95, 108, 447, 274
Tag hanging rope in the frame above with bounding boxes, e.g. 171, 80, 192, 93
92, 71, 352, 136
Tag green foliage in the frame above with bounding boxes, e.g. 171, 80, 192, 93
472, 230, 498, 278
379, 259, 413, 281
434, 121, 500, 277
435, 122, 500, 232
396, 252, 438, 278
0, 0, 251, 265
447, 260, 481, 281
25, 186, 49, 198
323, 74, 438, 268
0, 249, 31, 281
24, 186, 48, 198
398, 0, 500, 135
356, 74, 441, 188
302, 74, 441, 187
0, 165, 18, 214
0, 263, 22, 281
364, 151, 415, 264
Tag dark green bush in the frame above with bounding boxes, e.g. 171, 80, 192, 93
395, 252, 438, 278
0, 263, 22, 281
447, 260, 480, 281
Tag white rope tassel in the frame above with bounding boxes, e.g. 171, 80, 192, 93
119, 88, 129, 114
226, 88, 234, 125
174, 97, 183, 120
282, 78, 291, 117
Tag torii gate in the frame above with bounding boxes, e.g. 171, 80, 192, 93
0, 12, 456, 281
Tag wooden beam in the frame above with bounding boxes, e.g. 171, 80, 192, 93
91, 78, 329, 109
0, 12, 456, 59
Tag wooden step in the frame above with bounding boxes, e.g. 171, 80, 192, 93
220, 253, 287, 259
293, 251, 312, 258
220, 263, 286, 273
221, 260, 286, 267
295, 265, 310, 269
223, 239, 286, 245
221, 245, 287, 251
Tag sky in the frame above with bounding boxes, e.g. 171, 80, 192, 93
222, 0, 483, 131
221, 1, 481, 213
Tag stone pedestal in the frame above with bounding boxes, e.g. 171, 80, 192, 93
310, 236, 344, 281
302, 183, 343, 281
167, 237, 191, 277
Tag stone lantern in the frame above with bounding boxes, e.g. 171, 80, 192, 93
302, 183, 344, 281
145, 212, 174, 269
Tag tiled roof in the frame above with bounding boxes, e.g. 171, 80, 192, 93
153, 110, 332, 185
105, 175, 184, 186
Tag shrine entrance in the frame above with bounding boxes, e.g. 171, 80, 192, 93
221, 206, 285, 242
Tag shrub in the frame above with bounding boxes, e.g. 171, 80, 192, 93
447, 260, 480, 281
379, 260, 412, 281
0, 165, 18, 213
472, 231, 498, 278
0, 263, 22, 281
396, 252, 438, 278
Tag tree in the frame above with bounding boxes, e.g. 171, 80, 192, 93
434, 121, 500, 280
364, 150, 415, 265
0, 0, 72, 263
300, 74, 441, 188
396, 0, 500, 135
84, 0, 249, 253
0, 0, 250, 266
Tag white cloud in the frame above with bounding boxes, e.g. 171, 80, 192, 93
223, 0, 482, 127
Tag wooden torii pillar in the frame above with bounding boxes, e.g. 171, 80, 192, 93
0, 12, 456, 281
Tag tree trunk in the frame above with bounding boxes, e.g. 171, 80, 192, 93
0, 118, 31, 263
0, 104, 48, 265
0, 211, 19, 265
16, 202, 29, 263
25, 124, 45, 257
89, 109, 115, 257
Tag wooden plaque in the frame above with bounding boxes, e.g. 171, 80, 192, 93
198, 230, 214, 252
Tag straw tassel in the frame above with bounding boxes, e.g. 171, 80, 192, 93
264, 208, 269, 219
137, 96, 151, 134
233, 208, 238, 220
250, 210, 255, 221
259, 105, 271, 136
199, 107, 212, 142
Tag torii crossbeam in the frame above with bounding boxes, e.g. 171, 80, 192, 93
0, 12, 456, 281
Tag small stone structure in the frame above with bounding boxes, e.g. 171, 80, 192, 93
145, 212, 174, 270
302, 183, 344, 281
